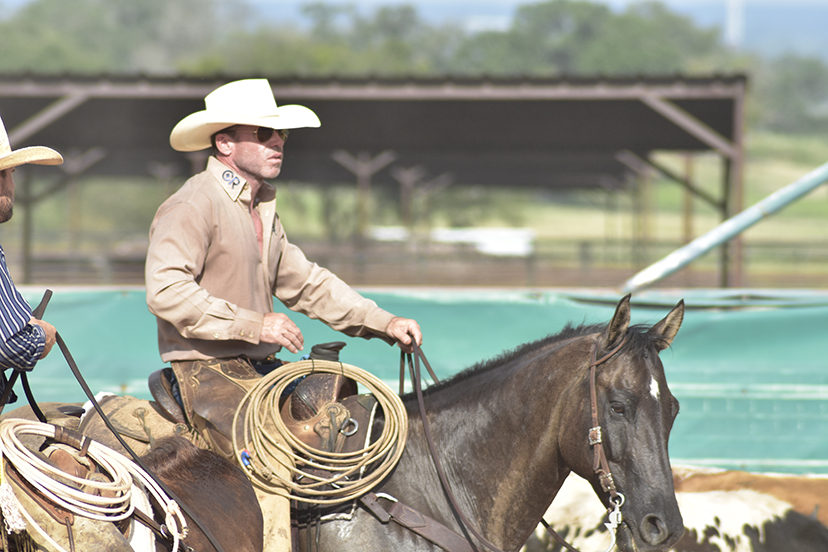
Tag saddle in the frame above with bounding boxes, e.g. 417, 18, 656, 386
147, 342, 378, 459
279, 343, 359, 455
78, 394, 192, 457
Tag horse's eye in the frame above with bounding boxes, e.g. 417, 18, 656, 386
611, 403, 625, 415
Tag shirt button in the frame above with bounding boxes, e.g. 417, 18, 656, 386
213, 333, 220, 339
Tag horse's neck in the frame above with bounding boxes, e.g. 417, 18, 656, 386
393, 336, 592, 548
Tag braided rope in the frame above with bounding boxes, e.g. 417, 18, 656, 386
232, 359, 408, 505
0, 419, 187, 551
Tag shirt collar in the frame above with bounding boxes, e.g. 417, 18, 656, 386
207, 156, 277, 205
207, 156, 247, 203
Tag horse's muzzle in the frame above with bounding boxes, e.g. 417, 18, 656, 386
616, 515, 684, 552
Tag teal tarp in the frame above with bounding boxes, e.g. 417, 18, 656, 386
16, 287, 828, 474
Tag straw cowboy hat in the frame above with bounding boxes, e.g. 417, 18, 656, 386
170, 79, 321, 152
0, 113, 63, 171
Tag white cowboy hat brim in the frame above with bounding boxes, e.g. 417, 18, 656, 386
170, 105, 320, 152
0, 146, 63, 171
170, 79, 321, 152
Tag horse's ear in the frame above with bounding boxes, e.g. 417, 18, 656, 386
603, 294, 631, 348
647, 299, 685, 351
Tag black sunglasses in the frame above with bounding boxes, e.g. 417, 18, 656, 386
231, 126, 289, 143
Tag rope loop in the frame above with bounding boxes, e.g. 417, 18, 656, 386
0, 419, 188, 552
232, 359, 408, 505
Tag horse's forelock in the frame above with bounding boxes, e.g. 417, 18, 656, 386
625, 323, 671, 361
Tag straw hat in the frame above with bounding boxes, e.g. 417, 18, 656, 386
170, 79, 321, 152
0, 113, 63, 171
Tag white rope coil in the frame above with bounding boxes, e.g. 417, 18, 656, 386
233, 359, 408, 505
0, 419, 188, 551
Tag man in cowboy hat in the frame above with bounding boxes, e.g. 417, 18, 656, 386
145, 78, 422, 550
0, 113, 59, 398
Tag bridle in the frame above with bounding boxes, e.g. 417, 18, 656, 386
589, 335, 628, 502
396, 334, 630, 552
539, 334, 629, 552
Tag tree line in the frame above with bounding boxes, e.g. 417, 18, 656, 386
0, 0, 826, 134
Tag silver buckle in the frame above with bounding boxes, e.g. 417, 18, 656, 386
588, 426, 603, 445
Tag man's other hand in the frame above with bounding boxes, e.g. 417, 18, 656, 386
260, 312, 305, 353
29, 318, 56, 359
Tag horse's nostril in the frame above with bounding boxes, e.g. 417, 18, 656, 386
640, 514, 669, 545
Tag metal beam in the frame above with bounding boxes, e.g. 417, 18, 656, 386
639, 93, 736, 159
332, 150, 398, 240
0, 75, 747, 102
615, 150, 723, 212
726, 80, 747, 287
8, 92, 89, 143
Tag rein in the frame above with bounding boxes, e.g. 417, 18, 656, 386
0, 290, 51, 421
404, 342, 499, 552
400, 335, 629, 552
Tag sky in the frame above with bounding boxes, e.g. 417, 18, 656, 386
249, 0, 826, 31
250, 0, 828, 59
251, 0, 828, 18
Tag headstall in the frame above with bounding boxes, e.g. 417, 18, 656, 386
543, 334, 629, 552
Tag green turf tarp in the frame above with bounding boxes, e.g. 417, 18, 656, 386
15, 286, 828, 474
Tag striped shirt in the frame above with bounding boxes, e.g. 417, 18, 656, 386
0, 245, 44, 373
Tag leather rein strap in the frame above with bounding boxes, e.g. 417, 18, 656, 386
360, 491, 477, 552
0, 290, 51, 421
357, 348, 479, 552
404, 342, 503, 552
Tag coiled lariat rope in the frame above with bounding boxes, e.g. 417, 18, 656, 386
232, 359, 408, 505
0, 419, 188, 552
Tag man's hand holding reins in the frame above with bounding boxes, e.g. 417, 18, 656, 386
386, 317, 422, 354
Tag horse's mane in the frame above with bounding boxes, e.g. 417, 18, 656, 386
406, 321, 662, 398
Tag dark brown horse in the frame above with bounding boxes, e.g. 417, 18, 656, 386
296, 295, 686, 552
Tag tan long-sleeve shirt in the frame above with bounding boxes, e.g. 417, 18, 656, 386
145, 157, 395, 362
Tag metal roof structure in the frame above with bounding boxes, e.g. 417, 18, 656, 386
0, 72, 748, 284
0, 73, 746, 187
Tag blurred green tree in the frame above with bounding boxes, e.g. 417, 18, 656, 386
1, 0, 826, 135
578, 1, 722, 74
753, 55, 828, 133
0, 0, 244, 73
